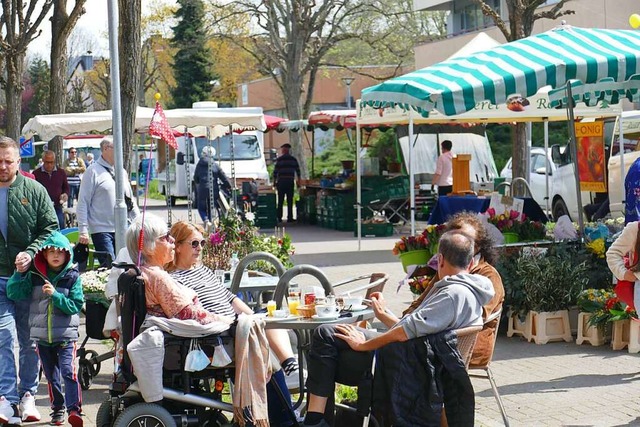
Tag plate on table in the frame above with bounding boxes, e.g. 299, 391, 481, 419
311, 314, 340, 321
262, 314, 301, 322
345, 304, 368, 312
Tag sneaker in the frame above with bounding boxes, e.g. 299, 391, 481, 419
19, 393, 40, 422
49, 409, 64, 426
0, 397, 21, 425
284, 367, 307, 392
68, 411, 82, 427
301, 419, 330, 427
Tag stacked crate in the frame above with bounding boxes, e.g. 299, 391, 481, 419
317, 193, 356, 232
255, 193, 278, 228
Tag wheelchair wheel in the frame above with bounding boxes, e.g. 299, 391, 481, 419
82, 349, 101, 375
96, 400, 113, 427
79, 360, 93, 390
203, 410, 230, 427
113, 403, 174, 427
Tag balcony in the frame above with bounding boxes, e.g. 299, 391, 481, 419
413, 0, 452, 11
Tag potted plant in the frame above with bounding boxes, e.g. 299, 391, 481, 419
575, 289, 615, 346
602, 296, 638, 351
484, 207, 522, 243
516, 253, 589, 344
497, 251, 532, 340
392, 225, 445, 273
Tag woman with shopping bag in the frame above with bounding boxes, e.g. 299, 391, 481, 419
606, 221, 640, 310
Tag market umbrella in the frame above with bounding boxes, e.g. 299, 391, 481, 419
361, 25, 640, 116
360, 25, 640, 235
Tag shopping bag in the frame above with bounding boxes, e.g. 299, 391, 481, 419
184, 339, 210, 372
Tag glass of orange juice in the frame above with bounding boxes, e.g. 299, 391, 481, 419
267, 300, 277, 317
288, 296, 300, 316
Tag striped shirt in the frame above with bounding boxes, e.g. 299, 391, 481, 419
273, 153, 300, 183
170, 265, 236, 318
63, 157, 86, 186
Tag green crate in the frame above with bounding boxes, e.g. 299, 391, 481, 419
336, 218, 355, 232
326, 217, 337, 229
354, 222, 393, 237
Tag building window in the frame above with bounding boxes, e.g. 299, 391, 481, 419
460, 0, 500, 33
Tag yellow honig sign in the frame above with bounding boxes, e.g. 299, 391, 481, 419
575, 121, 606, 192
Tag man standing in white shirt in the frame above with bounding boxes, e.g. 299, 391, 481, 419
432, 139, 453, 196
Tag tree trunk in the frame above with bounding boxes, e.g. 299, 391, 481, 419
5, 54, 25, 141
118, 0, 142, 174
283, 85, 308, 179
512, 122, 528, 197
49, 1, 69, 116
49, 136, 64, 167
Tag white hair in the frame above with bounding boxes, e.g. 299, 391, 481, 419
125, 213, 168, 264
100, 136, 114, 151
201, 146, 216, 158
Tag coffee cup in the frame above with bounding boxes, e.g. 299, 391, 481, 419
273, 309, 287, 318
315, 304, 339, 318
343, 296, 363, 307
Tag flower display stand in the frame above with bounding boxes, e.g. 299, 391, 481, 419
507, 312, 532, 341
529, 310, 572, 344
398, 249, 430, 273
628, 320, 640, 354
575, 313, 610, 346
611, 319, 631, 351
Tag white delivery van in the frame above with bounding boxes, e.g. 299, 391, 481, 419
606, 111, 640, 219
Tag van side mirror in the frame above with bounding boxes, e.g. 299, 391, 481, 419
176, 152, 185, 165
550, 145, 562, 164
535, 166, 550, 175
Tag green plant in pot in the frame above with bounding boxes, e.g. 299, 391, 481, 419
517, 253, 589, 313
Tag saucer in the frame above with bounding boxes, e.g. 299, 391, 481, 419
312, 314, 340, 321
346, 304, 368, 312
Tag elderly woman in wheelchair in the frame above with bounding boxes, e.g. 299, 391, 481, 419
99, 215, 294, 427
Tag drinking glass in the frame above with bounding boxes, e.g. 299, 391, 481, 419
288, 296, 300, 316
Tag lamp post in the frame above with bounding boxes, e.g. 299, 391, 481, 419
342, 77, 355, 109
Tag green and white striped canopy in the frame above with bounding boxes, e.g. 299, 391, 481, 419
361, 25, 640, 117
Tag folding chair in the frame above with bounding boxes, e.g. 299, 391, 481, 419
468, 308, 510, 427
454, 325, 483, 369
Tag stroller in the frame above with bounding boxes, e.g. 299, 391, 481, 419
97, 263, 295, 427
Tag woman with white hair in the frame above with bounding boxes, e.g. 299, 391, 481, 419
125, 213, 230, 325
194, 146, 232, 223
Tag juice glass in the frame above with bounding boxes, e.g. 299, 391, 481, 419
288, 296, 300, 316
267, 300, 277, 317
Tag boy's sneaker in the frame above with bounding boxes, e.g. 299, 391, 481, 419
19, 393, 40, 422
68, 411, 82, 427
0, 397, 21, 425
49, 409, 64, 426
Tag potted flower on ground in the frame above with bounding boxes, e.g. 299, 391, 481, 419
484, 207, 522, 243
392, 224, 445, 273
516, 253, 589, 344
603, 296, 639, 351
576, 288, 615, 346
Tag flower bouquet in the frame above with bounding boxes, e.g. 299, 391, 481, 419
408, 275, 434, 296
485, 207, 522, 234
81, 268, 110, 306
392, 225, 445, 272
577, 289, 637, 329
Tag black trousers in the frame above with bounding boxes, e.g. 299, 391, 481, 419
276, 180, 295, 221
438, 185, 453, 196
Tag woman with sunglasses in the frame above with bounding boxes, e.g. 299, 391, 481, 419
124, 214, 230, 325
167, 221, 298, 426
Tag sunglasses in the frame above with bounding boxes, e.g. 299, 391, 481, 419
186, 239, 207, 249
159, 232, 175, 244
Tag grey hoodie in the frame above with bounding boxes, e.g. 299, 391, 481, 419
399, 273, 495, 340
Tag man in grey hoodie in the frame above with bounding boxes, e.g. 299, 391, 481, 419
301, 231, 495, 427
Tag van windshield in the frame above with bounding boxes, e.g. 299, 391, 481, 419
195, 135, 261, 161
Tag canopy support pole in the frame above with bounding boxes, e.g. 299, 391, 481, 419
356, 123, 362, 251
543, 119, 550, 215
107, 0, 127, 252
566, 83, 585, 237
620, 114, 625, 217
409, 117, 415, 235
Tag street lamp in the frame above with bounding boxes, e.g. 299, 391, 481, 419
342, 77, 355, 109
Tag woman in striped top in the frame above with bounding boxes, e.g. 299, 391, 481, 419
166, 222, 304, 394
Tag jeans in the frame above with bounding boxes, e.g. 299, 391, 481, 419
267, 370, 294, 427
37, 342, 81, 412
276, 181, 294, 222
55, 205, 65, 230
67, 184, 79, 208
91, 232, 115, 268
0, 278, 39, 404
307, 324, 377, 398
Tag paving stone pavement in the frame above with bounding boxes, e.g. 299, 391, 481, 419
51, 211, 640, 426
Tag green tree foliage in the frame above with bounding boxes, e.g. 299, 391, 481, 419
365, 129, 401, 171
22, 57, 51, 122
311, 134, 356, 177
170, 0, 217, 108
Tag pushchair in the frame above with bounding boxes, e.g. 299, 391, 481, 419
97, 263, 295, 427
78, 297, 115, 390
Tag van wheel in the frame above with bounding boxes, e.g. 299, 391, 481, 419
552, 199, 570, 221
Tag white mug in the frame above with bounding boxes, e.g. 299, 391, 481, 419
315, 304, 339, 318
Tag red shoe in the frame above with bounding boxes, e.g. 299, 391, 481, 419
67, 411, 82, 427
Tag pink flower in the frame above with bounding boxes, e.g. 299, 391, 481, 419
210, 232, 225, 245
487, 207, 496, 217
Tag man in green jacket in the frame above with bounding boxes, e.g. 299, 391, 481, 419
0, 136, 58, 424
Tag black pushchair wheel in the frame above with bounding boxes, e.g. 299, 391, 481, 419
96, 399, 113, 427
81, 349, 101, 375
79, 359, 93, 390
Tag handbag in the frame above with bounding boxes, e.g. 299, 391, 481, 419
184, 339, 210, 372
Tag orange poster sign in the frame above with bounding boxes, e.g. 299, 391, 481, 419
575, 121, 606, 192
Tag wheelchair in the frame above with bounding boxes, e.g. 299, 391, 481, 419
96, 263, 272, 427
